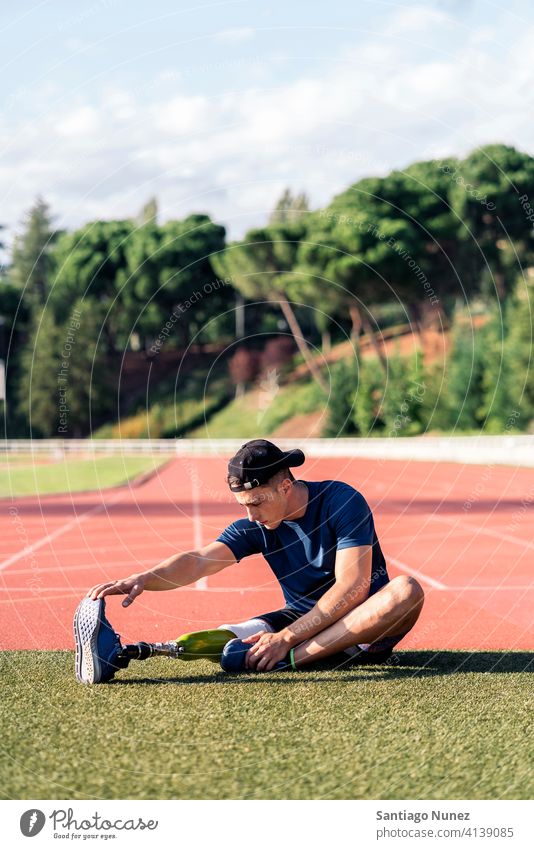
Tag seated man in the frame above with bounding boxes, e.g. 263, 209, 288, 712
74, 439, 424, 683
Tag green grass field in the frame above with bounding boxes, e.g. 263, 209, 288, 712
0, 455, 170, 497
1, 650, 532, 800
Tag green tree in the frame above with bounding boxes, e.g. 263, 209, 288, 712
496, 283, 534, 430
214, 220, 328, 392
0, 280, 29, 434
49, 219, 134, 337
323, 358, 359, 436
289, 212, 353, 353
11, 198, 56, 310
469, 289, 534, 435
418, 361, 450, 433
142, 214, 227, 348
450, 144, 534, 302
444, 313, 486, 431
319, 162, 460, 347
379, 352, 427, 436
49, 214, 228, 352
269, 189, 310, 225
18, 308, 63, 436
137, 197, 158, 226
351, 357, 385, 435
17, 299, 116, 437
56, 298, 116, 437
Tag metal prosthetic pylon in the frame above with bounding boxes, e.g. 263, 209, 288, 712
116, 629, 236, 664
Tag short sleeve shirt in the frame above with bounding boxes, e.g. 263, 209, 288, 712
217, 480, 389, 614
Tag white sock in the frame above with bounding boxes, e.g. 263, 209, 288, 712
217, 618, 275, 640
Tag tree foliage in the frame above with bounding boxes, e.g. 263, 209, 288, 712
6, 144, 534, 437
10, 197, 57, 311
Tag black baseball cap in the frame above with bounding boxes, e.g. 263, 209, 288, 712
227, 439, 305, 492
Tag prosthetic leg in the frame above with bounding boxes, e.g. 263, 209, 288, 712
116, 629, 236, 665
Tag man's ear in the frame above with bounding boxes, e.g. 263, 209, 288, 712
280, 478, 293, 497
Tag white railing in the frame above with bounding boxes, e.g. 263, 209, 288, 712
1, 436, 533, 466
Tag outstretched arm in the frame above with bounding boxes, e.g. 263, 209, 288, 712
88, 540, 236, 607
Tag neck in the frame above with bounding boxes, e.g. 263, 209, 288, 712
284, 481, 308, 521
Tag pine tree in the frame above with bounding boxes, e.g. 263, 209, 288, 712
17, 299, 114, 437
138, 197, 158, 225
18, 308, 62, 436
10, 198, 56, 311
57, 298, 116, 437
269, 189, 309, 225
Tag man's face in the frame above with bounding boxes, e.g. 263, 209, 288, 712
233, 482, 290, 530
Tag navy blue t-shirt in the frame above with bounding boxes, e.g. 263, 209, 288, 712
217, 480, 389, 614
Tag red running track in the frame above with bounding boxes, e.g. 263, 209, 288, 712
1, 455, 533, 651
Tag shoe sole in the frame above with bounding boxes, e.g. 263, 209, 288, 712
73, 597, 103, 684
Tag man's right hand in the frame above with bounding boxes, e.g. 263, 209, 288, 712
88, 575, 146, 607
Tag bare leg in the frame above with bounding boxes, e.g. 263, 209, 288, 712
293, 575, 424, 667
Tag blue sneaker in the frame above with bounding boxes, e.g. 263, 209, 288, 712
220, 638, 290, 673
74, 597, 129, 684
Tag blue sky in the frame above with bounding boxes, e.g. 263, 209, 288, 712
2, 0, 534, 243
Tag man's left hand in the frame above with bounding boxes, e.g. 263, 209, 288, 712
243, 631, 292, 671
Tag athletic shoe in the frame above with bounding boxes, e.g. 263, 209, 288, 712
74, 597, 129, 684
220, 638, 290, 673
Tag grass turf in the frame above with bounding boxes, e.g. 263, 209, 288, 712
1, 650, 532, 800
0, 455, 170, 497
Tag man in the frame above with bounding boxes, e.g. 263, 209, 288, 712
74, 439, 424, 683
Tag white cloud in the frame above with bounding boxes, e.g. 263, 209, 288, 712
154, 95, 212, 135
212, 27, 255, 44
385, 5, 452, 34
3, 17, 534, 241
56, 106, 100, 137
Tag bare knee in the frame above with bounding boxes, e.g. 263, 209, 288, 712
390, 574, 425, 611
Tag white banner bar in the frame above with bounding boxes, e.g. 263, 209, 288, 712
2, 799, 533, 848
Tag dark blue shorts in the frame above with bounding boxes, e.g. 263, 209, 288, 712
256, 606, 406, 663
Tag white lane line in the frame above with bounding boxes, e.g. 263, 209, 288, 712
0, 543, 180, 559
382, 530, 471, 545
2, 559, 155, 576
0, 489, 126, 573
430, 514, 534, 551
191, 463, 207, 590
447, 585, 534, 591
2, 584, 532, 593
0, 586, 279, 603
388, 556, 448, 590
0, 543, 181, 559
0, 585, 273, 593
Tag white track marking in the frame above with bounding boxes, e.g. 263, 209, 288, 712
382, 530, 473, 545
2, 559, 155, 576
447, 585, 534, 591
191, 464, 207, 590
387, 556, 448, 590
0, 534, 195, 563
0, 585, 270, 593
0, 489, 126, 573
2, 583, 532, 593
2, 583, 532, 603
0, 585, 279, 603
430, 514, 534, 552
0, 543, 180, 558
